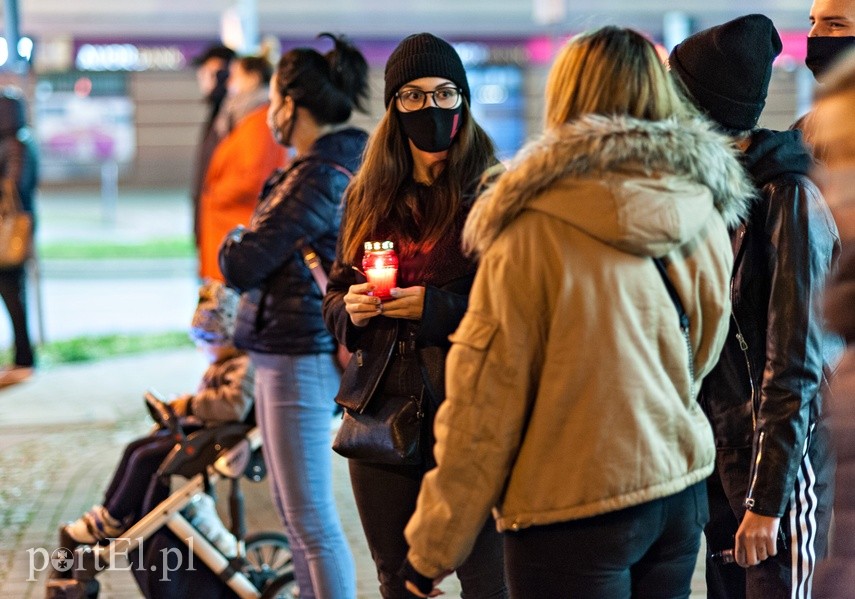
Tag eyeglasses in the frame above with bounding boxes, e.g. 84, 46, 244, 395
395, 86, 462, 111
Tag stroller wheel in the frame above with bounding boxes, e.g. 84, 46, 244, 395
244, 531, 295, 592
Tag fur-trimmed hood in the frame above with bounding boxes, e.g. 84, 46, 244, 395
464, 115, 754, 257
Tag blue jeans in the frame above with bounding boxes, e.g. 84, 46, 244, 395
251, 351, 356, 599
504, 481, 708, 599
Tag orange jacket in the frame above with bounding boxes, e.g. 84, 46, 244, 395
198, 105, 285, 281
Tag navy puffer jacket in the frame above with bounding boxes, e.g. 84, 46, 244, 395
220, 127, 368, 354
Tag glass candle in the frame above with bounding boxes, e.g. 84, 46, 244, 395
363, 240, 398, 300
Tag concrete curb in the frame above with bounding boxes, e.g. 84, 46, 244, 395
37, 257, 196, 279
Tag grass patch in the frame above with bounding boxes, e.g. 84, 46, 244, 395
37, 237, 195, 260
23, 331, 194, 366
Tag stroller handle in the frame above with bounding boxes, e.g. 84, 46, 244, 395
144, 390, 185, 441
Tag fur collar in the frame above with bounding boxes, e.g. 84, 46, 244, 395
464, 115, 754, 257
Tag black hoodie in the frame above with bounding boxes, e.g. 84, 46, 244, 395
742, 128, 813, 188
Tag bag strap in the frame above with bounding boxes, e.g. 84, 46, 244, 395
653, 257, 696, 399
302, 247, 330, 295
301, 160, 354, 296
1, 179, 23, 214
324, 161, 354, 180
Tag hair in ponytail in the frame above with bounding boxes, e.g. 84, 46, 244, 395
319, 32, 369, 114
274, 33, 369, 125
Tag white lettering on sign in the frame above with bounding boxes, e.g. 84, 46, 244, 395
75, 44, 187, 72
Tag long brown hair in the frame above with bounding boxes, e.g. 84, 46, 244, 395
339, 99, 496, 263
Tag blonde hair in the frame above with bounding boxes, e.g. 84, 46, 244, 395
545, 26, 696, 128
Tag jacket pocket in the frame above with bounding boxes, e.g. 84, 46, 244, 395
449, 312, 498, 349
448, 312, 499, 392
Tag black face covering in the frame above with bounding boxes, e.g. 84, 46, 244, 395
397, 106, 463, 153
806, 36, 855, 79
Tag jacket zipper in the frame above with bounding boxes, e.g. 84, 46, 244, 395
732, 316, 758, 432
680, 319, 695, 400
730, 225, 763, 510
729, 225, 758, 430
744, 429, 765, 509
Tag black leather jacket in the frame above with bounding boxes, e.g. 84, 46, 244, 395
322, 197, 477, 416
699, 129, 841, 517
220, 127, 368, 354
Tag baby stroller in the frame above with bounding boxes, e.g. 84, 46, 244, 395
45, 392, 296, 599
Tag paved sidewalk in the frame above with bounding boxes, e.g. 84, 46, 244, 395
0, 348, 392, 598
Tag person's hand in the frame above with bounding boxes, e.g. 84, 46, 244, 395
380, 286, 425, 320
400, 558, 449, 597
344, 282, 382, 327
404, 580, 444, 597
734, 511, 780, 567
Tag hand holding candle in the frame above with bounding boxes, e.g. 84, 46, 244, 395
363, 241, 399, 300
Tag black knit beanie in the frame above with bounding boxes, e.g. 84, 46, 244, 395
384, 33, 470, 107
669, 14, 782, 131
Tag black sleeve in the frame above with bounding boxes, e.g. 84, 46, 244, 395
745, 178, 840, 516
417, 273, 475, 347
322, 250, 365, 351
220, 163, 343, 292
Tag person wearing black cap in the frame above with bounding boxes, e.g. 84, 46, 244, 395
189, 44, 236, 250
321, 32, 507, 598
670, 14, 840, 599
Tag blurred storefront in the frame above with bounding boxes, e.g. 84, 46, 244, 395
2, 30, 815, 188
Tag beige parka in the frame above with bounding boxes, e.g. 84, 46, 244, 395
405, 115, 755, 578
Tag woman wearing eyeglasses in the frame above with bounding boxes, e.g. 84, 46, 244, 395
322, 33, 507, 599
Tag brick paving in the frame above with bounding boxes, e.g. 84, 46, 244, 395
0, 349, 441, 598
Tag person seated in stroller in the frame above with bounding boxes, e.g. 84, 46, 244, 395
61, 280, 254, 556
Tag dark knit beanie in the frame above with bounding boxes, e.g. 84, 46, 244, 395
384, 33, 470, 107
669, 14, 782, 131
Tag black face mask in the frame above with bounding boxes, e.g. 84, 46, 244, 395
806, 36, 855, 79
397, 106, 463, 153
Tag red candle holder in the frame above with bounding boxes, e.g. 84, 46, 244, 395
363, 241, 398, 300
